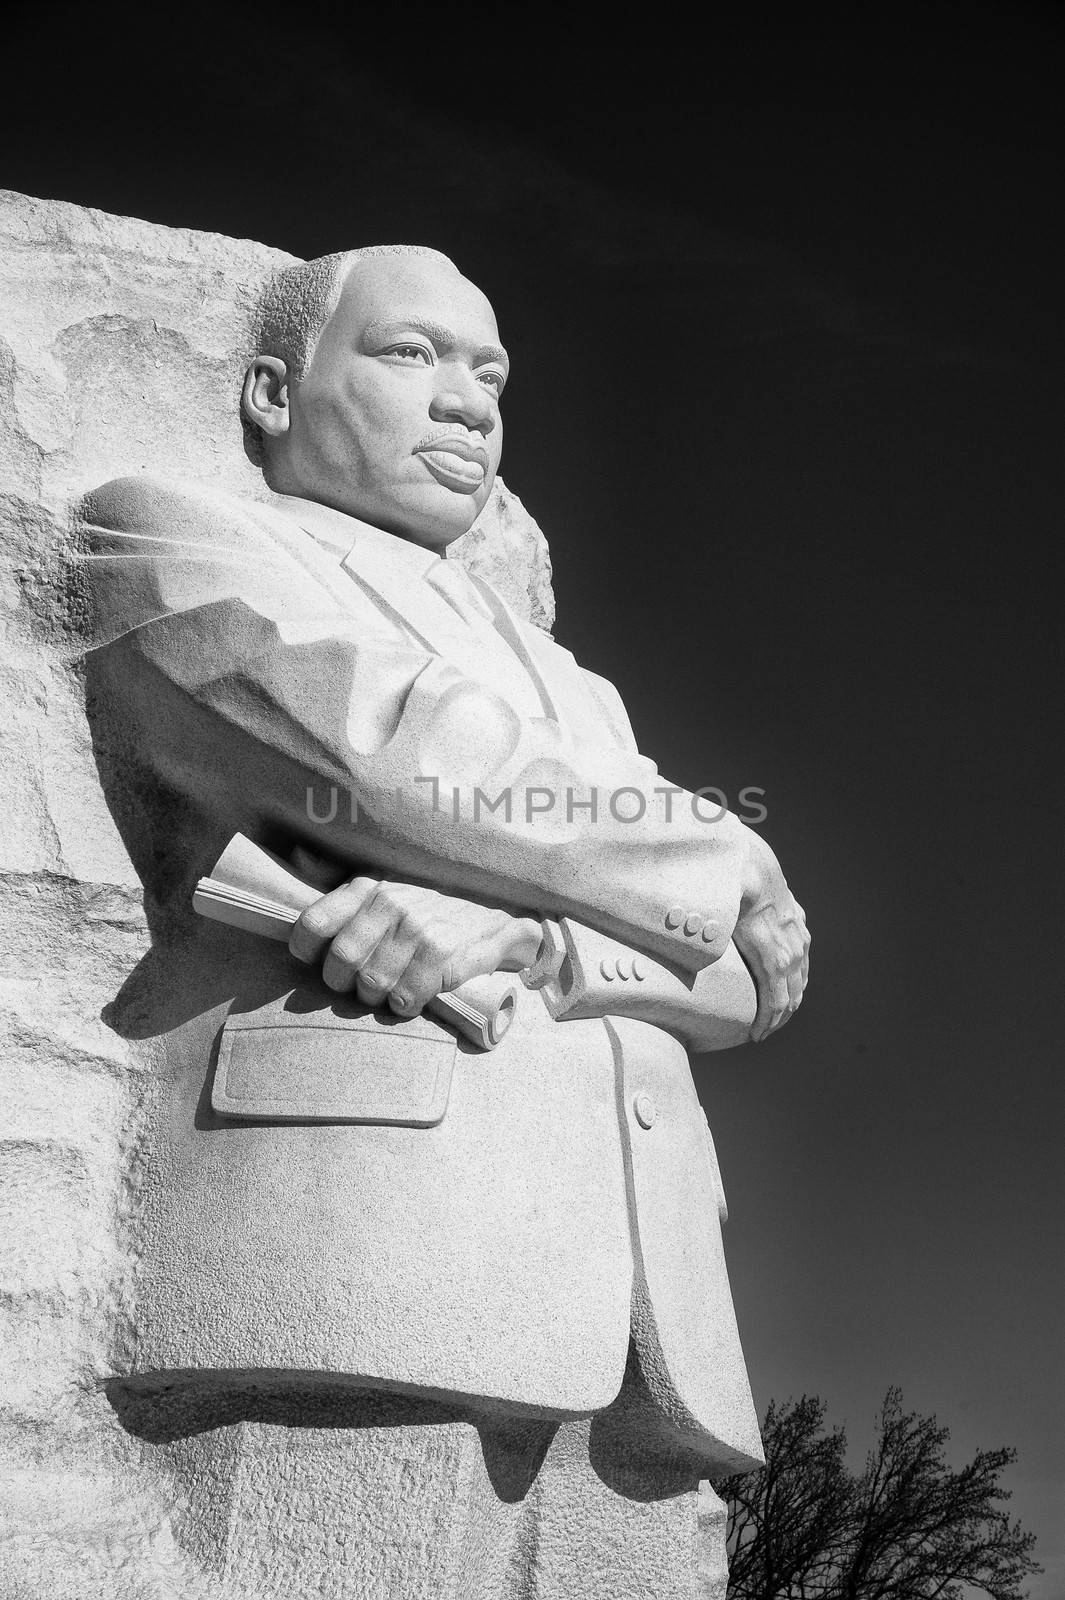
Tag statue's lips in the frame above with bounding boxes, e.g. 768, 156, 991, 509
413, 439, 488, 494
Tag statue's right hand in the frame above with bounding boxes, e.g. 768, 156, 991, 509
288, 877, 543, 1018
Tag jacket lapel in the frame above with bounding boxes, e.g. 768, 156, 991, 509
466, 573, 625, 751
276, 496, 507, 672
272, 494, 613, 745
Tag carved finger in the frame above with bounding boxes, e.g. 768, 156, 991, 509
754, 1007, 784, 1042
385, 956, 441, 1017
351, 927, 431, 1008
751, 972, 789, 1042
321, 940, 377, 992
389, 910, 527, 1014
322, 919, 401, 996
321, 924, 392, 992
386, 929, 476, 1015
289, 876, 379, 963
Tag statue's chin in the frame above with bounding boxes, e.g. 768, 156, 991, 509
378, 506, 476, 552
263, 449, 493, 549
361, 483, 489, 551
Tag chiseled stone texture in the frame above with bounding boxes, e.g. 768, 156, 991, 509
0, 188, 555, 1596
110, 1377, 723, 1598
697, 1482, 730, 1599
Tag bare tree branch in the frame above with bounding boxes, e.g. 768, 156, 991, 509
720, 1390, 1040, 1600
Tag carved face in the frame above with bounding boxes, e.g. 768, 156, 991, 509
284, 254, 507, 549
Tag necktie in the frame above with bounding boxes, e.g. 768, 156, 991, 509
426, 560, 555, 719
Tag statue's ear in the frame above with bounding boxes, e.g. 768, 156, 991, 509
242, 355, 290, 438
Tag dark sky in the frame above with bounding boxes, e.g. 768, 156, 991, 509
6, 2, 1063, 1589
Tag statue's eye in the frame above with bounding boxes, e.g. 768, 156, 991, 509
385, 344, 432, 364
477, 369, 506, 397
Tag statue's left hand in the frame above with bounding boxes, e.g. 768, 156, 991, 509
731, 833, 811, 1044
287, 871, 543, 1016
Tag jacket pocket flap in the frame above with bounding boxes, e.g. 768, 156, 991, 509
212, 997, 455, 1126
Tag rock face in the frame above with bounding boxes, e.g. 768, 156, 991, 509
697, 1483, 731, 1599
0, 188, 554, 1596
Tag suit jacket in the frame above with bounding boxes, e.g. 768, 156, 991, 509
78, 475, 763, 1473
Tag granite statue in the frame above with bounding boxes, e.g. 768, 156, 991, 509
78, 244, 810, 1598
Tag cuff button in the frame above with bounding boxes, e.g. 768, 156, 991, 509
665, 906, 684, 929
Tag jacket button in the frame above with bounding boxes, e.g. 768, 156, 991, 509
615, 957, 630, 980
665, 906, 684, 929
599, 959, 615, 981
684, 912, 704, 936
633, 1092, 657, 1129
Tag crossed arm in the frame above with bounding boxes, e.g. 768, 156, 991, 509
80, 476, 809, 1044
286, 848, 810, 1048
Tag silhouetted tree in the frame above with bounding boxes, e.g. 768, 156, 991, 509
719, 1388, 1040, 1600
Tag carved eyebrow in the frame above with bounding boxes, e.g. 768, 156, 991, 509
362, 316, 510, 375
474, 343, 510, 376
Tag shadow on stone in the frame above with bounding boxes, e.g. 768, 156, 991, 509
107, 1374, 557, 1505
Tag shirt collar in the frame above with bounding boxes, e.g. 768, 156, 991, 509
268, 492, 443, 579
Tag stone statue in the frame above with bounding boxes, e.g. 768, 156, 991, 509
77, 244, 810, 1598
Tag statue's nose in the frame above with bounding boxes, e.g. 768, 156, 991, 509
429, 367, 496, 433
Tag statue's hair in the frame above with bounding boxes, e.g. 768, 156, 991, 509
242, 244, 459, 462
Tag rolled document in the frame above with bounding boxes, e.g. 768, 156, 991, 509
192, 833, 517, 1051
